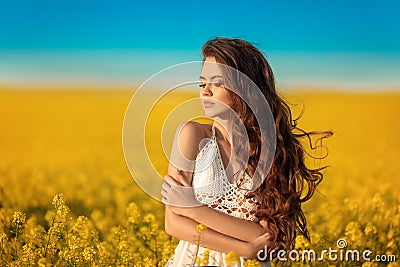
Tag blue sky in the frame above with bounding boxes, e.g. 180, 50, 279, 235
0, 0, 399, 90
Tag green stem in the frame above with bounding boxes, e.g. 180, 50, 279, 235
155, 234, 158, 267
14, 224, 19, 260
114, 234, 121, 266
65, 220, 69, 247
192, 232, 201, 267
44, 214, 56, 257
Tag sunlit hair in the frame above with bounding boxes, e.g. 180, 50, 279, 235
201, 37, 334, 253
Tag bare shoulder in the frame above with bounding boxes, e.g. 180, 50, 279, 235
165, 123, 214, 208
168, 121, 211, 176
174, 121, 212, 154
176, 121, 211, 139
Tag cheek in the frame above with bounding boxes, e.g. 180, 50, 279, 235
214, 91, 232, 110
217, 91, 233, 107
203, 101, 232, 118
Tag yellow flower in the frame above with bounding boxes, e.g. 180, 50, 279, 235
83, 246, 96, 262
52, 193, 66, 207
225, 251, 240, 266
126, 202, 141, 224
295, 235, 310, 250
12, 211, 26, 224
142, 256, 156, 267
0, 232, 7, 242
344, 221, 362, 242
364, 222, 377, 236
38, 258, 52, 267
196, 223, 207, 233
243, 259, 261, 267
195, 248, 210, 266
361, 262, 379, 267
143, 213, 155, 223
387, 240, 396, 250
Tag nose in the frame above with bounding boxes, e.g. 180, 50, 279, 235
201, 82, 213, 97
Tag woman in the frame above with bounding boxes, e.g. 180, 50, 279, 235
161, 37, 333, 266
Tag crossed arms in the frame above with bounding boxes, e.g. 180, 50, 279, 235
161, 121, 272, 259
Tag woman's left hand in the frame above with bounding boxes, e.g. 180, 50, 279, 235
161, 170, 204, 217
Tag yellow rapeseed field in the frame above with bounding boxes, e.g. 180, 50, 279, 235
0, 87, 399, 266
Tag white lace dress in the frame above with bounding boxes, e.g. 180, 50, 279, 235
165, 124, 271, 267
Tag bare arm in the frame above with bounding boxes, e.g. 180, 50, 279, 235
187, 204, 266, 242
165, 205, 269, 259
166, 121, 201, 185
165, 205, 249, 257
164, 173, 266, 242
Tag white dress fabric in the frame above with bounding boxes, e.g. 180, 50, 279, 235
165, 124, 272, 267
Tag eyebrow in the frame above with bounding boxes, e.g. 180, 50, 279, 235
199, 75, 223, 80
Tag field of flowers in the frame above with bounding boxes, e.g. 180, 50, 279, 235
0, 88, 399, 266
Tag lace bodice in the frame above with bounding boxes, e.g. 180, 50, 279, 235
192, 124, 260, 221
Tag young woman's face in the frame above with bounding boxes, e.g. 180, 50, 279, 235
199, 56, 233, 118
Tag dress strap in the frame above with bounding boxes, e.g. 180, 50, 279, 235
211, 123, 216, 139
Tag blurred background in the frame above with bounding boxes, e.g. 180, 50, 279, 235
1, 0, 399, 91
0, 1, 399, 266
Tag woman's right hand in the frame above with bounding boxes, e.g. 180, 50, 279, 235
244, 220, 277, 259
246, 230, 273, 260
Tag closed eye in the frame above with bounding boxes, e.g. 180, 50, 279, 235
199, 81, 224, 88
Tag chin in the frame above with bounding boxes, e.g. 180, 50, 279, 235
204, 110, 218, 118
204, 108, 232, 119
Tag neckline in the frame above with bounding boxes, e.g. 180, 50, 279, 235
210, 123, 248, 182
195, 123, 230, 177
212, 123, 231, 147
194, 125, 249, 185
195, 124, 218, 162
211, 123, 216, 140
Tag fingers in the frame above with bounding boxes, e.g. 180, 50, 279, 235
161, 171, 198, 207
161, 181, 170, 203
259, 219, 268, 229
263, 232, 272, 240
161, 193, 168, 204
163, 170, 191, 187
164, 174, 181, 186
161, 181, 171, 192
260, 232, 272, 244
258, 220, 272, 239
176, 169, 191, 187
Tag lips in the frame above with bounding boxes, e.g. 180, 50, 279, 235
202, 99, 215, 108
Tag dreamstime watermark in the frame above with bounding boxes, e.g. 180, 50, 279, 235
257, 238, 397, 263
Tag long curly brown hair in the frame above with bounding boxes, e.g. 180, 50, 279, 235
201, 37, 334, 252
